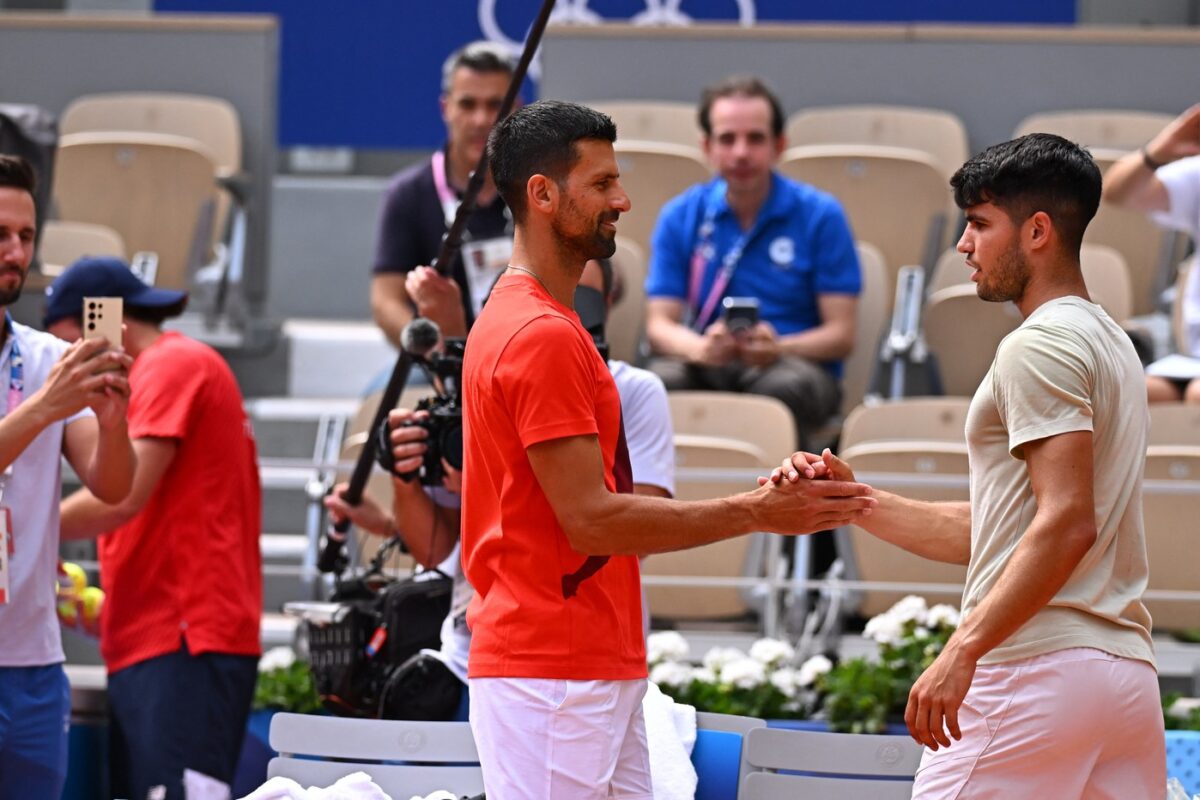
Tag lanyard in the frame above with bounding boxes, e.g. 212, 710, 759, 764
431, 149, 461, 230
687, 186, 757, 333
0, 312, 22, 492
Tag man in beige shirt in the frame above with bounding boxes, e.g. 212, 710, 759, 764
773, 133, 1163, 798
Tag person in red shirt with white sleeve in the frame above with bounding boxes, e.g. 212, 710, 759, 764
49, 257, 262, 800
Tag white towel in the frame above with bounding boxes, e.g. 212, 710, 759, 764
238, 771, 393, 800
642, 682, 698, 800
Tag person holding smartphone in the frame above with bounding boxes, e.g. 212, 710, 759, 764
644, 75, 861, 441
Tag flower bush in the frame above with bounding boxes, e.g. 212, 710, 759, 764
648, 632, 829, 719
253, 646, 322, 714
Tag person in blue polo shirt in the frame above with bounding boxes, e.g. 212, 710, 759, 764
644, 75, 861, 440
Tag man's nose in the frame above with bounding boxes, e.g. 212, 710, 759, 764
612, 182, 632, 213
956, 231, 972, 254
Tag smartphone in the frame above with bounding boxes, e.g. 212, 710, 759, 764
83, 297, 123, 347
722, 296, 760, 334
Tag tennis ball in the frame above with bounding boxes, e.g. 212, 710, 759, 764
80, 586, 104, 628
60, 562, 87, 596
57, 597, 79, 626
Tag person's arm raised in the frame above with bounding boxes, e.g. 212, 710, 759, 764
527, 434, 875, 557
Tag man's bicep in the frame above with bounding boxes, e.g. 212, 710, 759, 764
525, 434, 611, 528
816, 294, 856, 327
1022, 430, 1095, 517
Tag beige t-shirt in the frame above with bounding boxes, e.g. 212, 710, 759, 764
963, 296, 1155, 667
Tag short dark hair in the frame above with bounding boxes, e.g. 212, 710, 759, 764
950, 133, 1101, 256
487, 100, 617, 223
698, 75, 785, 138
0, 154, 36, 196
441, 41, 515, 93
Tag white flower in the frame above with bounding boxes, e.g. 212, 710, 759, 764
927, 604, 961, 628
887, 595, 929, 625
769, 666, 801, 698
749, 637, 796, 667
650, 661, 694, 688
646, 631, 690, 665
258, 646, 296, 673
913, 627, 932, 640
797, 654, 833, 687
863, 613, 905, 645
691, 667, 717, 685
720, 657, 767, 689
703, 646, 747, 673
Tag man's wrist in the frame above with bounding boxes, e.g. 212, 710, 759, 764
1141, 145, 1167, 171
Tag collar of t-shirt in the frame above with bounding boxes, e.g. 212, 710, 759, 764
704, 170, 794, 231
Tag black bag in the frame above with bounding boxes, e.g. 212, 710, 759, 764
0, 104, 57, 251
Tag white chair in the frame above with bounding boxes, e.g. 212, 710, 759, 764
1013, 109, 1174, 152
840, 396, 971, 451
267, 713, 484, 797
36, 220, 126, 276
607, 235, 647, 364
590, 99, 700, 149
839, 242, 889, 417
740, 726, 922, 799
613, 140, 711, 257
922, 285, 1022, 397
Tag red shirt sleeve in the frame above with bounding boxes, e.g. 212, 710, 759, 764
495, 315, 601, 449
126, 343, 203, 441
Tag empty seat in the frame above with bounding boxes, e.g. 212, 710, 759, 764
786, 104, 969, 180
839, 242, 889, 417
1141, 446, 1200, 631
923, 284, 1022, 397
840, 396, 971, 451
613, 140, 711, 257
607, 235, 647, 364
590, 99, 700, 149
667, 391, 797, 461
37, 220, 125, 276
1149, 403, 1200, 447
1013, 109, 1174, 152
779, 144, 951, 300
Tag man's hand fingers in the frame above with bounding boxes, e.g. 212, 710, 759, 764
929, 701, 951, 749
946, 703, 962, 742
806, 479, 873, 498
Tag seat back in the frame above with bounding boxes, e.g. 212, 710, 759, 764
1141, 446, 1200, 631
37, 220, 125, 276
1149, 401, 1200, 447
607, 235, 647, 364
839, 441, 970, 616
927, 246, 968, 296
840, 397, 970, 451
267, 713, 483, 797
1013, 109, 1174, 152
779, 144, 950, 300
641, 434, 773, 619
841, 242, 889, 416
694, 711, 767, 799
785, 104, 969, 180
52, 132, 218, 290
613, 140, 710, 256
923, 284, 1022, 397
591, 100, 700, 148
740, 726, 922, 799
668, 390, 798, 460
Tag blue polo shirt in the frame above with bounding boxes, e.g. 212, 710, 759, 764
645, 172, 861, 374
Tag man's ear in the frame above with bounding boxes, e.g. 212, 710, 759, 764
1026, 210, 1053, 252
526, 174, 557, 216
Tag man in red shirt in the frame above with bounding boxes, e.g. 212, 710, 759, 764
49, 258, 261, 800
463, 100, 877, 799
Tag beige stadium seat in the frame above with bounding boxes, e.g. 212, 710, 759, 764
923, 284, 1022, 397
1141, 446, 1200, 631
1013, 109, 1174, 152
641, 434, 773, 620
52, 132, 220, 290
613, 140, 710, 257
840, 396, 970, 451
785, 104, 969, 181
606, 236, 646, 364
839, 242, 889, 417
779, 144, 951, 301
927, 243, 1133, 324
37, 220, 126, 276
839, 441, 970, 617
667, 390, 797, 461
1148, 404, 1200, 448
1172, 260, 1194, 355
590, 100, 700, 149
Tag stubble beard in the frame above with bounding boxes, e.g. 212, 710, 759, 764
976, 242, 1030, 304
553, 199, 618, 262
0, 268, 26, 307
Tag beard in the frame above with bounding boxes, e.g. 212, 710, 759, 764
975, 241, 1030, 304
0, 267, 26, 307
553, 197, 619, 261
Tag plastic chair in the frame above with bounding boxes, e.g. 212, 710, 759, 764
839, 242, 889, 417
922, 284, 1022, 397
1149, 402, 1200, 447
785, 104, 969, 181
613, 140, 711, 257
607, 235, 647, 364
838, 441, 970, 617
591, 99, 701, 149
740, 726, 922, 799
667, 391, 797, 462
694, 711, 767, 800
52, 131, 219, 290
779, 144, 951, 301
840, 397, 971, 451
1141, 446, 1200, 632
1013, 109, 1174, 152
267, 713, 484, 797
36, 220, 125, 276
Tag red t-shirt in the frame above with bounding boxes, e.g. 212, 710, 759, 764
462, 273, 646, 680
99, 332, 262, 673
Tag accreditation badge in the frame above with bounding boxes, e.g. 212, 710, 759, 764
0, 506, 10, 604
462, 236, 514, 316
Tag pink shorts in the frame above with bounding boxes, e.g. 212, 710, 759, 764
912, 647, 1165, 799
468, 677, 653, 800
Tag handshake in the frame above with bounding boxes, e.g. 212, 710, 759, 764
750, 448, 875, 535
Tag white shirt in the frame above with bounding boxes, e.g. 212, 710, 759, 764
1151, 157, 1200, 356
0, 320, 91, 666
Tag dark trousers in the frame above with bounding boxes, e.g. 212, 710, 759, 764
647, 355, 841, 443
0, 664, 70, 800
107, 642, 257, 800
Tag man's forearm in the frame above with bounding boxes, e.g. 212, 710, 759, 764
951, 507, 1095, 661
778, 322, 854, 362
82, 421, 135, 504
646, 315, 702, 361
858, 492, 972, 565
0, 400, 54, 473
392, 478, 459, 567
1101, 151, 1160, 209
60, 488, 130, 540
